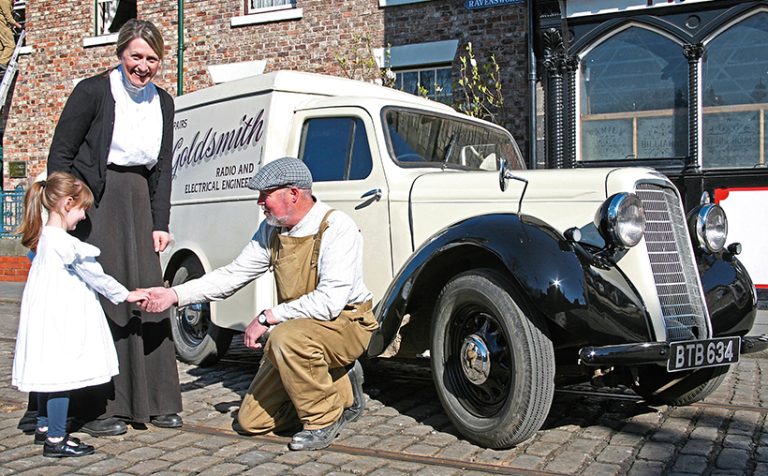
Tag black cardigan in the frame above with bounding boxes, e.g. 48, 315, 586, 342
47, 70, 175, 232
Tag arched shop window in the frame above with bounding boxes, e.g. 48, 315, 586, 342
702, 12, 768, 169
579, 27, 688, 162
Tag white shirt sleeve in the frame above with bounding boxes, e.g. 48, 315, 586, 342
270, 213, 363, 322
173, 226, 272, 307
69, 257, 130, 305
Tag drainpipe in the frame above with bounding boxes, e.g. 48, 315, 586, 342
177, 0, 184, 96
527, 0, 538, 169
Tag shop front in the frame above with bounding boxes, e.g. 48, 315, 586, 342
534, 0, 768, 303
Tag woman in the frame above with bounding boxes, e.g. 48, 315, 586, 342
45, 19, 182, 436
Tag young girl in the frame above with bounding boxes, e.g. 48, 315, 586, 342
12, 172, 148, 458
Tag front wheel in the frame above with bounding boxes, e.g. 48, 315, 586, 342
169, 256, 233, 366
431, 269, 555, 449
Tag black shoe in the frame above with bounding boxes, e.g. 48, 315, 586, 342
343, 360, 365, 423
17, 407, 38, 434
288, 418, 345, 451
34, 428, 47, 445
43, 435, 94, 458
78, 418, 127, 437
149, 414, 182, 428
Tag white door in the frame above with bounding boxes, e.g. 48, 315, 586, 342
289, 108, 393, 301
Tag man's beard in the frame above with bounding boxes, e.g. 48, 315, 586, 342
264, 212, 289, 227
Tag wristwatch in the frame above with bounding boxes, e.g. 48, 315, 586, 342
258, 312, 269, 326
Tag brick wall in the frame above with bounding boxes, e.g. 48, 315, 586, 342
0, 256, 29, 282
2, 0, 529, 189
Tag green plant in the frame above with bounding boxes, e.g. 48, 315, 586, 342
456, 42, 504, 122
335, 35, 395, 88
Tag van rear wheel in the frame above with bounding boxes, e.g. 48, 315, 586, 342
169, 256, 233, 366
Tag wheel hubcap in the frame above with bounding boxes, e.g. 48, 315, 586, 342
176, 302, 209, 345
460, 334, 490, 385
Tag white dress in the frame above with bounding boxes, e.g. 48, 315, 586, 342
12, 226, 126, 392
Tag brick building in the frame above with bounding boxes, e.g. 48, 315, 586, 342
1, 0, 531, 190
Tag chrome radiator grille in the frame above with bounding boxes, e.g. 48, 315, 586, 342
635, 183, 708, 341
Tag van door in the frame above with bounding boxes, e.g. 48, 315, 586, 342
290, 108, 393, 301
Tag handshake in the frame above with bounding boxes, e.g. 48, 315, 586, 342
125, 287, 179, 312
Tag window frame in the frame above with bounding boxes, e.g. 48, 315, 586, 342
231, 0, 302, 27
576, 23, 689, 163
393, 65, 453, 104
699, 8, 768, 170
298, 116, 374, 182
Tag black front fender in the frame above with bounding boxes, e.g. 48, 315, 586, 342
367, 213, 649, 357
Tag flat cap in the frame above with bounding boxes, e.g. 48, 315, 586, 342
248, 157, 313, 191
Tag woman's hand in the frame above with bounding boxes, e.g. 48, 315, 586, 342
153, 231, 171, 252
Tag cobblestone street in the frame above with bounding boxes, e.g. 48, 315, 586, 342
1, 285, 768, 475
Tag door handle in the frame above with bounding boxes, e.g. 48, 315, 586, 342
356, 188, 382, 210
360, 189, 382, 201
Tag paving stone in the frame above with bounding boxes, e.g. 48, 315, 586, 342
637, 441, 677, 461
241, 462, 293, 475
233, 448, 275, 465
340, 456, 390, 474
124, 458, 174, 475
14, 467, 75, 476
114, 446, 165, 462
288, 461, 336, 476
403, 443, 441, 456
596, 445, 636, 465
671, 454, 709, 473
525, 441, 562, 457
543, 451, 589, 473
627, 460, 666, 475
584, 462, 623, 475
412, 465, 462, 476
722, 433, 753, 450
158, 445, 208, 462
168, 454, 219, 473
680, 438, 716, 457
715, 448, 750, 470
76, 456, 135, 474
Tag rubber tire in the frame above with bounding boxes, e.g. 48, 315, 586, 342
169, 256, 233, 366
632, 364, 729, 406
431, 269, 555, 449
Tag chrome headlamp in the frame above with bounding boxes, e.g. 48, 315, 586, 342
689, 204, 728, 253
594, 193, 646, 249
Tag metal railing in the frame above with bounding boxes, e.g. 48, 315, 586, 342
0, 187, 24, 238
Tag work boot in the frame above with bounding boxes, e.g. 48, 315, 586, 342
288, 417, 345, 451
342, 360, 365, 423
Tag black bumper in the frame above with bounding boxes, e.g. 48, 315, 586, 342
579, 335, 768, 366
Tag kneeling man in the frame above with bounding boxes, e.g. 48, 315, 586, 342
143, 157, 378, 450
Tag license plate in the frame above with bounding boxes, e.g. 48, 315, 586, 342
667, 337, 740, 372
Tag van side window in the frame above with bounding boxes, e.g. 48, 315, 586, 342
299, 117, 373, 181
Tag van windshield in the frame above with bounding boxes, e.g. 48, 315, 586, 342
384, 108, 525, 171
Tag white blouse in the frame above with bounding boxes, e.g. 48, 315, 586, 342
107, 66, 163, 168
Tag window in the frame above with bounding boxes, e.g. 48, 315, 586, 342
393, 66, 453, 104
247, 0, 295, 15
95, 0, 136, 36
298, 117, 373, 182
701, 12, 768, 169
384, 108, 524, 171
232, 0, 302, 26
579, 27, 688, 161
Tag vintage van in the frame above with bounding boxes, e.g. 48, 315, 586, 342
163, 71, 763, 448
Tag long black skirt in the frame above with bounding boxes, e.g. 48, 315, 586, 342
69, 165, 182, 423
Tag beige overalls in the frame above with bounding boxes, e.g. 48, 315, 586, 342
238, 210, 378, 433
